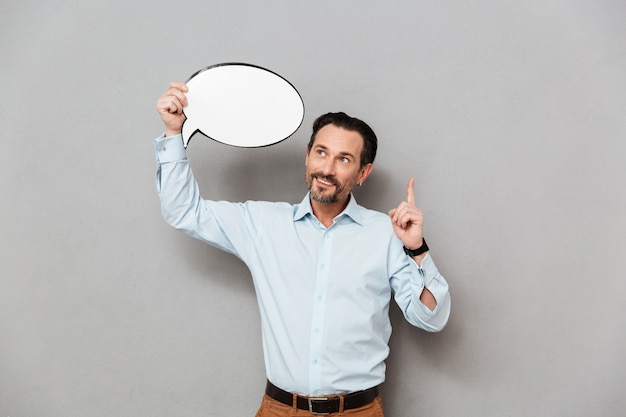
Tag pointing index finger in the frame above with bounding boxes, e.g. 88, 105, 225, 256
406, 177, 416, 205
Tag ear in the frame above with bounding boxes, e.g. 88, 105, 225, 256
305, 146, 310, 166
357, 163, 373, 184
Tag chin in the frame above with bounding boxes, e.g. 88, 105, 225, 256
311, 194, 338, 205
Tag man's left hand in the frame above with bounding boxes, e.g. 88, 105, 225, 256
388, 178, 424, 250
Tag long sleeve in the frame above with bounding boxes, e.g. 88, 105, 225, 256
390, 248, 451, 332
154, 134, 244, 255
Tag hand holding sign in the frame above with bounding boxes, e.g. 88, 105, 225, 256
157, 63, 305, 148
157, 81, 189, 137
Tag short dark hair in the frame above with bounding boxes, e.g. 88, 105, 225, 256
308, 112, 378, 168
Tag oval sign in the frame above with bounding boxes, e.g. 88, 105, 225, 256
182, 63, 305, 148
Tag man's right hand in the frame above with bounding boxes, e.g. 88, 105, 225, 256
156, 81, 188, 137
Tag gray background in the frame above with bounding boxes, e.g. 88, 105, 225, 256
2, 1, 625, 416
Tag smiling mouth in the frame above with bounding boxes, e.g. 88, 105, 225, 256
315, 177, 335, 187
312, 173, 340, 189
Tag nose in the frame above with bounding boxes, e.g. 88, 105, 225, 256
320, 158, 336, 176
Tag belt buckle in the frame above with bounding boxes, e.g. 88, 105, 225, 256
308, 397, 330, 415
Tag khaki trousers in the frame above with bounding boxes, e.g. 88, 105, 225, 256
255, 394, 385, 417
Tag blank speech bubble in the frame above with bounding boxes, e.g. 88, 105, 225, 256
182, 63, 305, 148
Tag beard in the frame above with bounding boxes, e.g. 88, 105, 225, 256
306, 171, 355, 205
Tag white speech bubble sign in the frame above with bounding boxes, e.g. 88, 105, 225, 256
182, 63, 305, 148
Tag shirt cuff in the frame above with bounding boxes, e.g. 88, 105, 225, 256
155, 134, 187, 163
411, 253, 448, 308
417, 253, 438, 287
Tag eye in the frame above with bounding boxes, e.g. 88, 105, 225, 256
316, 149, 326, 156
340, 157, 350, 163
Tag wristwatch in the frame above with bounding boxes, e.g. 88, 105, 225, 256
403, 238, 429, 257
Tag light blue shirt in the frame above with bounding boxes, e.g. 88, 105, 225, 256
155, 134, 451, 396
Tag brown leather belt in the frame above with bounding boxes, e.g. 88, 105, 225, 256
265, 380, 379, 415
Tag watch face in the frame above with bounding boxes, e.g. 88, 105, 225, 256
182, 63, 305, 148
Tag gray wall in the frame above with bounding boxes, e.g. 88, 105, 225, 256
2, 1, 625, 416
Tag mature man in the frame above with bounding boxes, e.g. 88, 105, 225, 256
155, 82, 451, 416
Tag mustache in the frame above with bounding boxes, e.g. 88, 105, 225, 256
310, 172, 339, 187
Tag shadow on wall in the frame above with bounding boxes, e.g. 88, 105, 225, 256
189, 134, 306, 203
353, 166, 394, 214
382, 302, 464, 414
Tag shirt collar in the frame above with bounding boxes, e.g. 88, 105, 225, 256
293, 193, 364, 226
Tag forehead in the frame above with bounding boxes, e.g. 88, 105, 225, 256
311, 124, 364, 155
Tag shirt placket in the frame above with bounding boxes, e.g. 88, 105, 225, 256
308, 225, 333, 395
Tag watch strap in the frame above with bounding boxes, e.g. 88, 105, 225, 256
403, 238, 429, 257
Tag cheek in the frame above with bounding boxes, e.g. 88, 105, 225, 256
337, 171, 359, 188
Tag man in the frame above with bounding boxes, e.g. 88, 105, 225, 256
155, 81, 450, 416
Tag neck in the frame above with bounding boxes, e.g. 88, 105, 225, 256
310, 196, 350, 228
